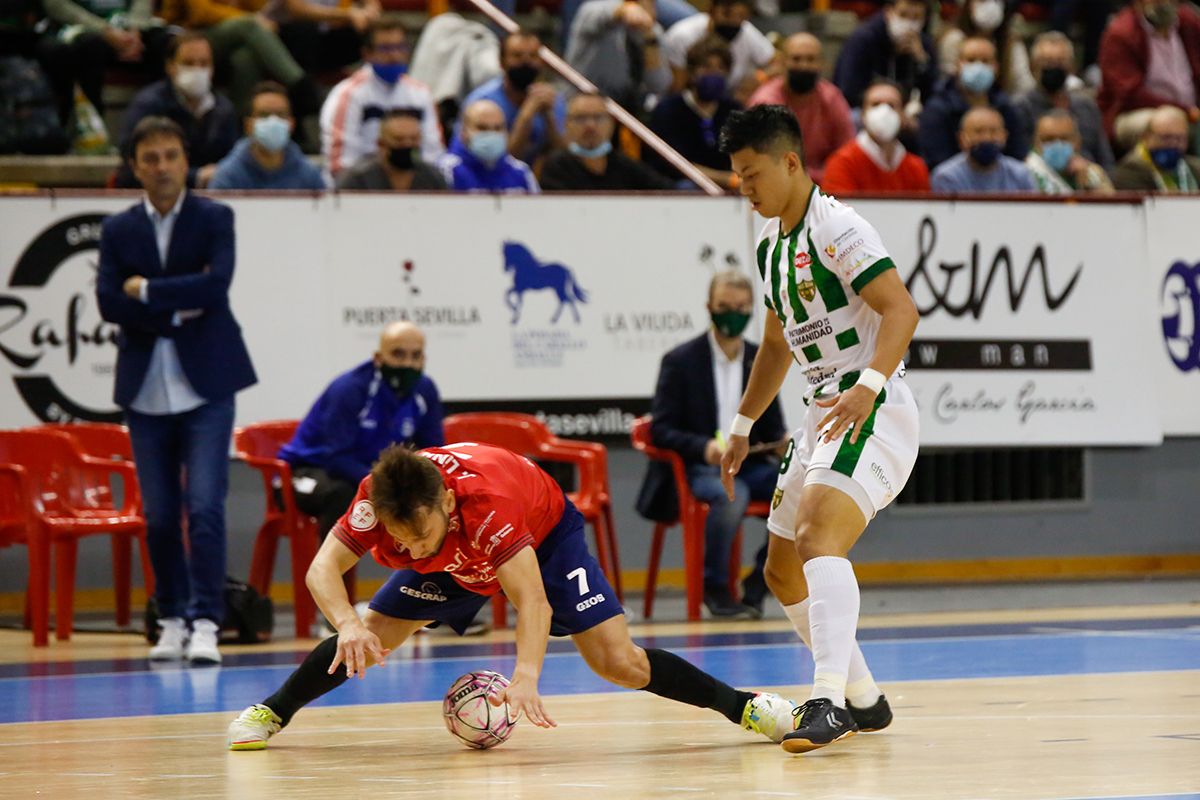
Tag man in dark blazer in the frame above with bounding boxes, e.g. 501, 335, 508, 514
97, 116, 257, 665
642, 271, 787, 618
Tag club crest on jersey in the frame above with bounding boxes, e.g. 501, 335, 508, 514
798, 278, 817, 302
772, 487, 784, 510
349, 500, 376, 531
793, 250, 811, 270
824, 243, 836, 258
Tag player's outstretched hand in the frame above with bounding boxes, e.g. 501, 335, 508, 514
815, 385, 877, 445
330, 621, 392, 679
720, 435, 749, 501
492, 675, 556, 729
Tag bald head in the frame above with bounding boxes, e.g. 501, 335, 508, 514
959, 36, 997, 68
959, 106, 1007, 157
376, 322, 425, 370
1144, 105, 1190, 154
783, 32, 822, 74
463, 99, 506, 139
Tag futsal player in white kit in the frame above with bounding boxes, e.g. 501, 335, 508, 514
717, 105, 921, 754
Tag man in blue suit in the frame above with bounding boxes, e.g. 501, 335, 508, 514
642, 271, 787, 618
97, 116, 257, 665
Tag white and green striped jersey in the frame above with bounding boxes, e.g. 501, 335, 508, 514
756, 186, 899, 400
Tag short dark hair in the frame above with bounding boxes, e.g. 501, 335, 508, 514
128, 115, 187, 159
369, 445, 446, 529
710, 0, 754, 11
382, 108, 423, 124
501, 29, 540, 58
166, 30, 210, 62
865, 77, 904, 99
718, 105, 805, 160
251, 81, 289, 106
685, 35, 733, 73
365, 15, 409, 49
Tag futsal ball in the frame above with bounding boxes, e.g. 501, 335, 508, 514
443, 670, 518, 749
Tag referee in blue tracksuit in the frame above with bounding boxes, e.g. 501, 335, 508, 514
280, 321, 444, 540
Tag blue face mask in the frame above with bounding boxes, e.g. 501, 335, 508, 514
1150, 147, 1182, 171
468, 130, 508, 165
1040, 140, 1073, 173
970, 140, 1002, 166
371, 62, 408, 84
251, 115, 291, 153
568, 140, 613, 159
960, 61, 995, 93
694, 74, 728, 103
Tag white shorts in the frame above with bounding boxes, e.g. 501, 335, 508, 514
767, 376, 919, 539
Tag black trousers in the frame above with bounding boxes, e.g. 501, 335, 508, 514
290, 465, 359, 541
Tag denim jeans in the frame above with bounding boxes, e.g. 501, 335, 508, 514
687, 458, 779, 589
126, 397, 235, 623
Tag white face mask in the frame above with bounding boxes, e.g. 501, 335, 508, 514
174, 66, 212, 100
886, 14, 922, 42
972, 0, 1004, 32
863, 102, 902, 143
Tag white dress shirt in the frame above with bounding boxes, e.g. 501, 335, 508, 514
709, 329, 745, 441
129, 192, 207, 415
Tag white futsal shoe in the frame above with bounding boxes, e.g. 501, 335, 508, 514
186, 619, 222, 665
741, 692, 800, 743
149, 617, 188, 661
228, 704, 283, 751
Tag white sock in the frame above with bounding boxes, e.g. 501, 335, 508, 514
802, 556, 861, 708
781, 597, 882, 709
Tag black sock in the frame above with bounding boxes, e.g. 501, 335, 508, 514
262, 636, 348, 727
640, 648, 755, 725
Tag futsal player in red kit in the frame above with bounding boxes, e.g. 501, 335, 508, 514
228, 442, 798, 748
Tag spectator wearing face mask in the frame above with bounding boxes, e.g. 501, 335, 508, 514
459, 30, 566, 167
1014, 31, 1114, 171
833, 0, 939, 110
279, 321, 445, 546
439, 100, 539, 193
336, 109, 447, 190
1113, 105, 1200, 191
115, 31, 239, 189
564, 0, 671, 112
746, 32, 854, 182
938, 0, 1036, 95
645, 37, 742, 188
919, 36, 1029, 171
661, 0, 774, 102
931, 106, 1036, 192
209, 82, 326, 190
320, 16, 443, 179
822, 79, 930, 194
1098, 0, 1200, 153
541, 93, 674, 191
1025, 110, 1114, 194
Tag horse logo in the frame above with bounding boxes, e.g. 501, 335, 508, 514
502, 241, 589, 325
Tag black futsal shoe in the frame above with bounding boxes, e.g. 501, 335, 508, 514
847, 694, 893, 732
780, 698, 859, 753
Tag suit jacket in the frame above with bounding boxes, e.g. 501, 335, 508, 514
96, 193, 258, 409
1112, 151, 1200, 191
637, 332, 787, 521
1097, 5, 1200, 137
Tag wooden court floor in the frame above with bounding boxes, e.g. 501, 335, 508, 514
0, 605, 1197, 800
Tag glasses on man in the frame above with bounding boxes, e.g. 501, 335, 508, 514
567, 113, 608, 125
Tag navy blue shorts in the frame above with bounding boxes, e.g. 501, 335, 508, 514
368, 500, 624, 636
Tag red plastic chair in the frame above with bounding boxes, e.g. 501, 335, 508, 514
0, 429, 149, 645
442, 412, 622, 629
233, 420, 323, 639
41, 422, 153, 628
0, 462, 48, 645
630, 416, 769, 621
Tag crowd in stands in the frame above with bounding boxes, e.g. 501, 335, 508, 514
2, 0, 1200, 195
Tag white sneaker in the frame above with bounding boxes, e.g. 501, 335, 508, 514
227, 704, 282, 751
149, 617, 189, 661
741, 692, 800, 743
186, 619, 222, 665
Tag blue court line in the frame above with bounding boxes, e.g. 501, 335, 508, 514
2, 624, 1198, 724
3, 615, 1196, 681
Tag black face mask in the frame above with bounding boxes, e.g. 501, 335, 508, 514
379, 364, 422, 396
713, 23, 741, 42
387, 147, 416, 170
787, 68, 819, 94
506, 63, 539, 91
1039, 66, 1068, 94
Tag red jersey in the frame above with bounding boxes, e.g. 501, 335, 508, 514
331, 443, 566, 595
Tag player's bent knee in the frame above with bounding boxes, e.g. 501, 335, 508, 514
362, 610, 418, 650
